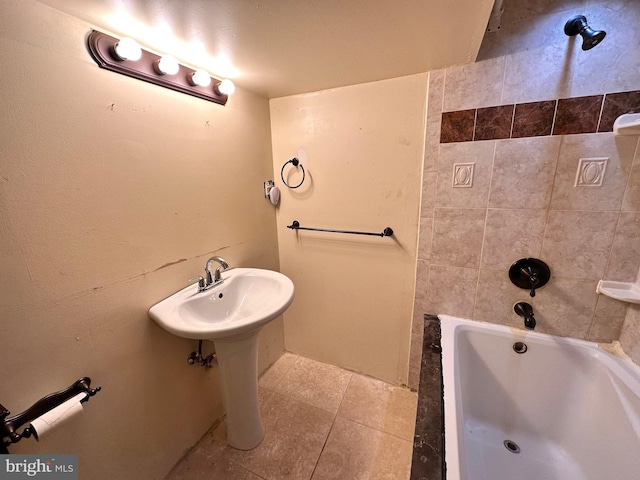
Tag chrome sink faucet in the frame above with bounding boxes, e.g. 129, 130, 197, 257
205, 256, 230, 287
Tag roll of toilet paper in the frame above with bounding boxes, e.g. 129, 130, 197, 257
30, 393, 86, 440
269, 186, 280, 205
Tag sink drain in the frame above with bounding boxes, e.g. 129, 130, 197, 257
503, 439, 521, 454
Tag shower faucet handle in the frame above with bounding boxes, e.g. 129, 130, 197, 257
520, 266, 540, 297
509, 258, 550, 298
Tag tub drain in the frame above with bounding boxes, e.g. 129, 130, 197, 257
513, 342, 528, 354
503, 439, 520, 454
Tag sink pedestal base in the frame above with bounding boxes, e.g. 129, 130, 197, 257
213, 328, 265, 450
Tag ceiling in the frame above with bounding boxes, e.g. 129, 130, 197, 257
37, 0, 495, 99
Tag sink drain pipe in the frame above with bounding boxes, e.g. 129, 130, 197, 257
188, 340, 217, 368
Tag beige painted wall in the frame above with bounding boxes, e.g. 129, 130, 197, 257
270, 75, 427, 385
410, 0, 640, 387
0, 1, 281, 478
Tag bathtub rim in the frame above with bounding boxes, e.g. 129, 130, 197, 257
438, 314, 640, 480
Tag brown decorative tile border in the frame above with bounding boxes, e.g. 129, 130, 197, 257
475, 105, 514, 141
440, 89, 640, 143
553, 95, 603, 135
441, 109, 475, 143
512, 101, 555, 138
599, 90, 640, 132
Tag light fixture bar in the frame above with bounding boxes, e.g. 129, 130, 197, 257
87, 30, 229, 105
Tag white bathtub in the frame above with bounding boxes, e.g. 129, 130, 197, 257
440, 315, 640, 480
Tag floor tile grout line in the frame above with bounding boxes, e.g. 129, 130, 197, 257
241, 465, 269, 480
259, 353, 359, 476
262, 353, 358, 416
335, 371, 355, 413
334, 414, 417, 444
308, 411, 339, 480
221, 385, 330, 480
309, 373, 354, 479
271, 357, 412, 431
333, 375, 418, 442
263, 351, 301, 392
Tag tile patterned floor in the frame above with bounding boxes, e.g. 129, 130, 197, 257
166, 353, 418, 480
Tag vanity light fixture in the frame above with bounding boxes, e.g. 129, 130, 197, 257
112, 37, 142, 61
87, 30, 231, 105
155, 55, 180, 75
215, 79, 236, 96
189, 69, 212, 87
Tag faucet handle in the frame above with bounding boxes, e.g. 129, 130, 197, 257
509, 258, 550, 298
520, 266, 539, 297
188, 276, 206, 291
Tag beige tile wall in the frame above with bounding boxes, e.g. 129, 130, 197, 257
410, 0, 640, 388
621, 303, 640, 363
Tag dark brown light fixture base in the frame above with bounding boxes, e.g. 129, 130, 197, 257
87, 30, 228, 105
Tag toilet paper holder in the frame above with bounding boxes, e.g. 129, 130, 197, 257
1, 377, 101, 452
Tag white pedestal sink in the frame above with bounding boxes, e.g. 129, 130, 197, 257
214, 329, 264, 449
148, 268, 295, 450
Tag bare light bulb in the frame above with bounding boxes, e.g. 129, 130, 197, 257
113, 37, 142, 61
216, 79, 235, 95
156, 55, 179, 75
190, 69, 211, 87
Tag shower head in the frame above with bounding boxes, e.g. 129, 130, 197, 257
564, 15, 606, 50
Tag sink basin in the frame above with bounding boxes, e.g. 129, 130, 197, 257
148, 267, 295, 451
149, 268, 294, 340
